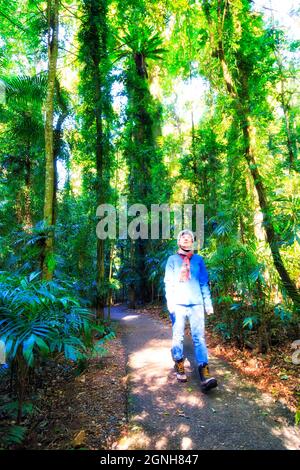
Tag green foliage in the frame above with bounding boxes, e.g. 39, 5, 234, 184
0, 271, 94, 365
207, 231, 298, 347
115, 24, 166, 62
0, 425, 27, 447
0, 400, 38, 419
1, 74, 48, 107
0, 270, 114, 430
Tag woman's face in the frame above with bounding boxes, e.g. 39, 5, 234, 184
179, 234, 193, 250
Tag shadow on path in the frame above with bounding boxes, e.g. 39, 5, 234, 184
107, 305, 300, 450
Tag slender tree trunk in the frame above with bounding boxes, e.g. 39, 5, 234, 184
53, 81, 68, 226
52, 126, 60, 227
107, 242, 114, 322
24, 145, 32, 229
42, 0, 59, 280
128, 241, 136, 309
278, 76, 298, 171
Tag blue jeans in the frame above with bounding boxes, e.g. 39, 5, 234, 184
171, 304, 208, 366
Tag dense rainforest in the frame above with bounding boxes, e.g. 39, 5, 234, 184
0, 0, 299, 449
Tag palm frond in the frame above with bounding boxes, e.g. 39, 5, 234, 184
1, 74, 48, 106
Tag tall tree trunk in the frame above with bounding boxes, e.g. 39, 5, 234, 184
82, 0, 110, 321
24, 144, 32, 229
42, 0, 59, 280
94, 32, 105, 322
127, 52, 154, 306
107, 242, 114, 322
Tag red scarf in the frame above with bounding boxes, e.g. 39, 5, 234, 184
177, 248, 193, 282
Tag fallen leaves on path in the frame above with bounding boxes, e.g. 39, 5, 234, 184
206, 329, 300, 412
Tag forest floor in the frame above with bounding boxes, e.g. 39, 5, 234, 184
1, 321, 128, 450
3, 304, 300, 450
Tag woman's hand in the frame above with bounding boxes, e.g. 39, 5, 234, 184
206, 307, 214, 316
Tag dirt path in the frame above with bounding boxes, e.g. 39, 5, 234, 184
109, 305, 300, 450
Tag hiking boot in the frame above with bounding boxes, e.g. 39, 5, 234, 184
174, 358, 187, 382
198, 363, 218, 391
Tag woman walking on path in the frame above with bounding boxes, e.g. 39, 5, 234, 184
164, 229, 218, 392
